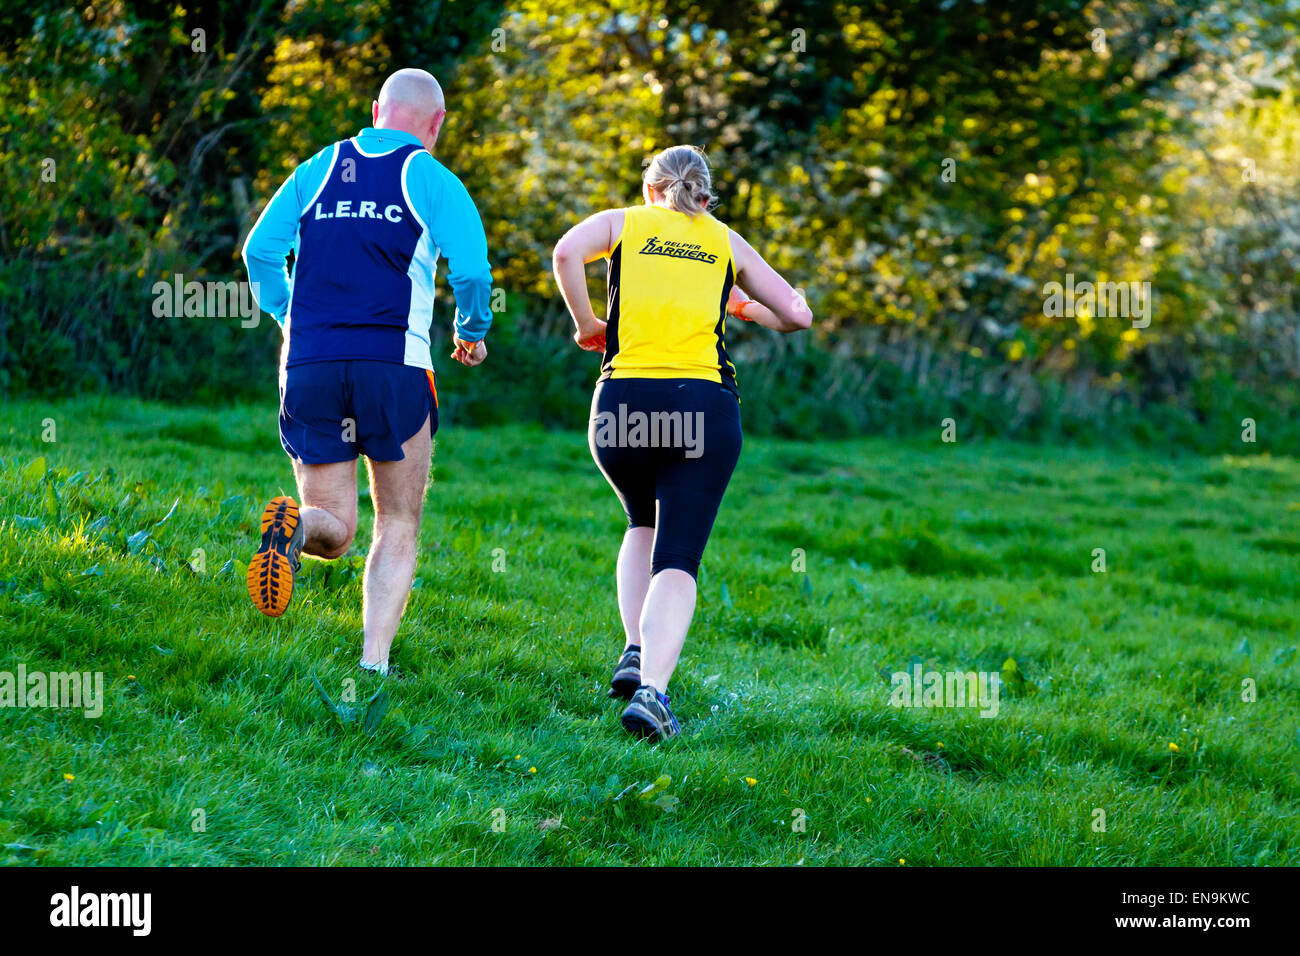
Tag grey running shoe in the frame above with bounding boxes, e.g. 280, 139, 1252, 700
621, 685, 681, 740
608, 645, 641, 699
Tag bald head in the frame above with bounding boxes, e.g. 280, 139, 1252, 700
372, 68, 447, 152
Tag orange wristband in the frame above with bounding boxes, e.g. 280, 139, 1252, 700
734, 299, 755, 322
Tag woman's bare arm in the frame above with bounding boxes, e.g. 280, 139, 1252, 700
727, 229, 813, 331
552, 209, 624, 349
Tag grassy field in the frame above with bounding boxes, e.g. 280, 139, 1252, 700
1, 395, 1297, 866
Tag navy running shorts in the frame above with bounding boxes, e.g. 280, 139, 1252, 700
279, 359, 438, 464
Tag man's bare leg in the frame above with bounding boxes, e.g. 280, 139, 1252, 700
291, 459, 359, 559
361, 417, 431, 670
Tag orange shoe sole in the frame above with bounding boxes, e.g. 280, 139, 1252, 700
247, 495, 302, 617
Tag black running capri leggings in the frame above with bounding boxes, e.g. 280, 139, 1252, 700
588, 377, 743, 578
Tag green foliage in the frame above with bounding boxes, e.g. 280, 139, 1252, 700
2, 0, 1299, 447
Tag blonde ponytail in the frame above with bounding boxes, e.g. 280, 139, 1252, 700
644, 145, 717, 216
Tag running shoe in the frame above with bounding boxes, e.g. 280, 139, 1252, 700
608, 644, 641, 699
247, 495, 304, 617
621, 685, 681, 740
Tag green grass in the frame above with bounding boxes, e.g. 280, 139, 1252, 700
1, 395, 1298, 866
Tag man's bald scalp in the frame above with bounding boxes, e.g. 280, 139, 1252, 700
372, 68, 448, 153
376, 68, 445, 120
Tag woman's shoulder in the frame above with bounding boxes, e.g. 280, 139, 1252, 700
704, 212, 737, 241
601, 207, 631, 229
701, 210, 734, 238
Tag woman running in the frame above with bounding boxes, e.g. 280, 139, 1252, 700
551, 145, 812, 740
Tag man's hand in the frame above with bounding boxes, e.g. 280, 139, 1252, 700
574, 318, 607, 352
451, 337, 487, 367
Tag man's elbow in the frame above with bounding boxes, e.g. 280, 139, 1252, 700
241, 236, 268, 275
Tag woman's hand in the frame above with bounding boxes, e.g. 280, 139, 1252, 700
574, 318, 607, 352
727, 285, 755, 321
726, 282, 789, 329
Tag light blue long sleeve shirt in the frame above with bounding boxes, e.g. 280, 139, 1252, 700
242, 127, 494, 354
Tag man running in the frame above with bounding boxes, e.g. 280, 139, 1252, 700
241, 68, 492, 677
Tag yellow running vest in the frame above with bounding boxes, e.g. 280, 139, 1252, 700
601, 205, 737, 390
